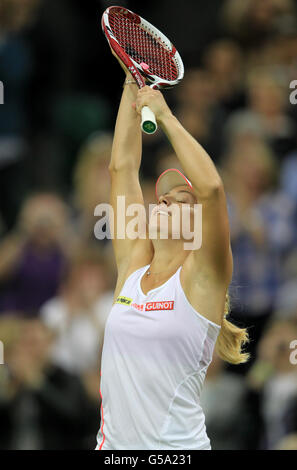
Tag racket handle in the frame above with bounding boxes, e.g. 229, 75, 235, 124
141, 106, 157, 134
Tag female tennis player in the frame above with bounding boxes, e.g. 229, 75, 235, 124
95, 61, 249, 450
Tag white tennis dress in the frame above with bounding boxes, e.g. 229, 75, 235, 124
96, 264, 221, 450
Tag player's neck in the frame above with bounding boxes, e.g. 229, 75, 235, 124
150, 239, 189, 273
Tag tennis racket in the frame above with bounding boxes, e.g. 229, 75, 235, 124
101, 6, 184, 134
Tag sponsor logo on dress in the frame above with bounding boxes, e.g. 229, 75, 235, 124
116, 296, 133, 306
131, 302, 144, 311
145, 301, 174, 311
116, 297, 175, 312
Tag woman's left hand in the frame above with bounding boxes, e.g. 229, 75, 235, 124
134, 86, 172, 122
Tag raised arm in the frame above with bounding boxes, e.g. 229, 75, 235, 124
109, 74, 141, 173
108, 72, 152, 292
135, 87, 232, 282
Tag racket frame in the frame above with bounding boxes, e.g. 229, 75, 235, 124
101, 6, 184, 134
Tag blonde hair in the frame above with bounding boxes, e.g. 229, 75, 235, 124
216, 293, 250, 364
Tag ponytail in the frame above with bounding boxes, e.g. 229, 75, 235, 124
216, 293, 250, 364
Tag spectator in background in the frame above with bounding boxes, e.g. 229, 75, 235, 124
281, 391, 297, 447
220, 0, 296, 51
0, 316, 99, 449
72, 132, 112, 244
175, 68, 226, 162
0, 193, 72, 314
0, 0, 41, 231
200, 351, 254, 449
274, 151, 297, 316
280, 151, 297, 204
225, 68, 296, 158
248, 26, 297, 72
21, 0, 113, 192
40, 247, 113, 375
203, 40, 245, 114
222, 137, 296, 372
247, 318, 297, 449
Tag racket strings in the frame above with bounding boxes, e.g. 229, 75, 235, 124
109, 13, 178, 81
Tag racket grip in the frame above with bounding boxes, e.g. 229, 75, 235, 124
141, 106, 158, 134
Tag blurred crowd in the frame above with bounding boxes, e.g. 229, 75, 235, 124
0, 0, 297, 450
